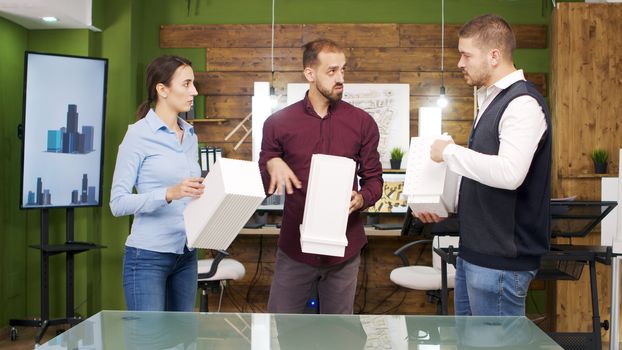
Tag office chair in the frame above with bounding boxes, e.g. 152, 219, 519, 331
390, 235, 459, 314
391, 215, 459, 315
197, 250, 245, 312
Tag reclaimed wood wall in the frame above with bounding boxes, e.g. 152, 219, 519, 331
160, 23, 547, 160
551, 3, 622, 340
161, 23, 547, 315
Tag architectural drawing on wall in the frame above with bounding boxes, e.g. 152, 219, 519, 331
286, 83, 410, 169
368, 173, 407, 213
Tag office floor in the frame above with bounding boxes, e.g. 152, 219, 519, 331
0, 325, 63, 350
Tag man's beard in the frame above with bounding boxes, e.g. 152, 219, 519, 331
463, 65, 490, 87
318, 83, 343, 103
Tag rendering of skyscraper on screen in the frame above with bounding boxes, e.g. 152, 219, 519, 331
69, 173, 97, 205
25, 177, 53, 206
46, 104, 95, 154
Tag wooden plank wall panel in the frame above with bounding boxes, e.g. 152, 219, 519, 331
551, 3, 622, 340
401, 72, 474, 96
412, 97, 474, 122
400, 24, 547, 48
160, 24, 303, 48
207, 48, 303, 72
171, 23, 547, 158
553, 4, 621, 183
195, 72, 272, 95
349, 48, 461, 72
204, 96, 251, 119
302, 24, 400, 48
400, 25, 460, 48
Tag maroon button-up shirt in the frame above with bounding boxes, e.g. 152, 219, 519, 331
259, 92, 383, 267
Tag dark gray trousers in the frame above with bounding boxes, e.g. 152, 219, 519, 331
267, 248, 361, 314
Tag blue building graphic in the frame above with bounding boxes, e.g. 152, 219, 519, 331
25, 174, 97, 207
26, 177, 52, 206
46, 104, 95, 154
70, 174, 97, 205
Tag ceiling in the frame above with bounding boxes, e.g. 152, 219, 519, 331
0, 0, 98, 31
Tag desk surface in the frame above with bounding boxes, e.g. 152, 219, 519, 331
240, 225, 402, 237
40, 311, 561, 349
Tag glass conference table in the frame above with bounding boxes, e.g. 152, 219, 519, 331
39, 310, 561, 349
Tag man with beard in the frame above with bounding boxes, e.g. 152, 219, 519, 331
414, 14, 551, 316
259, 38, 383, 314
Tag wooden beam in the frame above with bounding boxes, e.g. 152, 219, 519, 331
302, 24, 399, 48
195, 72, 271, 95
400, 24, 547, 49
348, 48, 461, 72
160, 24, 303, 48
206, 48, 302, 72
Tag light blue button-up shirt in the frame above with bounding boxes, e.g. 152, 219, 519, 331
110, 109, 201, 254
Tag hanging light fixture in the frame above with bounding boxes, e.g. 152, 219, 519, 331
269, 0, 279, 108
436, 0, 448, 108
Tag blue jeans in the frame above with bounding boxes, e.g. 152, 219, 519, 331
454, 257, 536, 316
123, 246, 197, 311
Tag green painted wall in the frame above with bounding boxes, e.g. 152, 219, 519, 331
98, 0, 141, 312
2, 0, 557, 327
0, 16, 29, 330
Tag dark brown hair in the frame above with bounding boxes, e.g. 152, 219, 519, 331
136, 55, 192, 119
302, 38, 343, 69
459, 14, 516, 56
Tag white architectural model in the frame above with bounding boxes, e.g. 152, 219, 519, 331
184, 158, 265, 249
403, 136, 458, 217
300, 154, 356, 257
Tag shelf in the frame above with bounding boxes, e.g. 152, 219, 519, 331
383, 168, 406, 174
559, 173, 614, 179
30, 241, 106, 255
188, 118, 228, 124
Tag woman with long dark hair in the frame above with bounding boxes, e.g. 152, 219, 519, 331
110, 55, 203, 311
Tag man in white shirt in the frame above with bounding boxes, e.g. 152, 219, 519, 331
415, 14, 552, 316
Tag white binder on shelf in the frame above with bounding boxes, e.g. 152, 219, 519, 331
300, 154, 355, 257
184, 157, 265, 249
403, 136, 458, 217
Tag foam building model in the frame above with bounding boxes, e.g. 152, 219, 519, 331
403, 136, 458, 217
184, 158, 265, 249
300, 154, 356, 257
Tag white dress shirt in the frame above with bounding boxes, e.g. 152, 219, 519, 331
442, 69, 547, 199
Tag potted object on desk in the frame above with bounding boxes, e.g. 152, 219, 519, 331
591, 148, 608, 174
390, 147, 404, 170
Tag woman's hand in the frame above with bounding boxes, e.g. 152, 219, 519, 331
166, 177, 204, 202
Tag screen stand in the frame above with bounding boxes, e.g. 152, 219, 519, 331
9, 208, 105, 344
